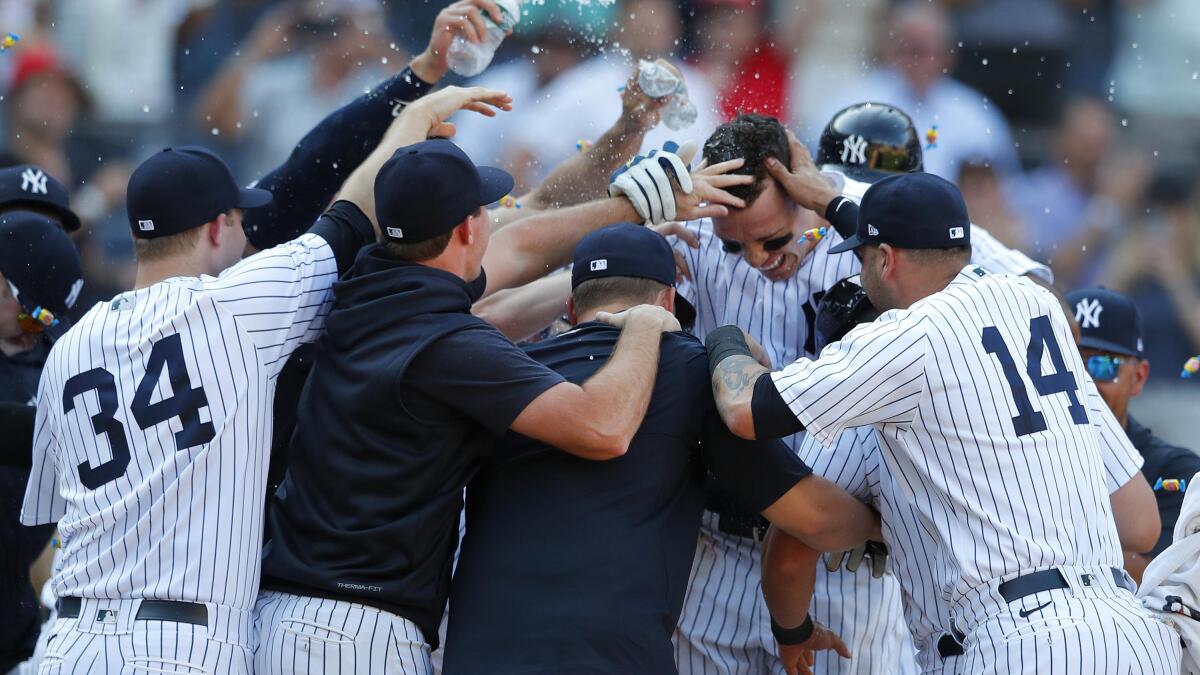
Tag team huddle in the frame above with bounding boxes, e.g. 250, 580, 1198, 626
8, 1, 1200, 674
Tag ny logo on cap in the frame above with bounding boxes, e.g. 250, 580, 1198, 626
590, 259, 608, 271
841, 135, 868, 165
138, 219, 155, 231
65, 278, 83, 309
1075, 298, 1103, 329
20, 168, 48, 195
949, 226, 964, 240
386, 227, 403, 239
867, 224, 879, 237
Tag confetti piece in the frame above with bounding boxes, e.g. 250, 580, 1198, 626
925, 125, 938, 150
0, 33, 20, 51
500, 195, 521, 209
1181, 356, 1199, 378
801, 226, 828, 242
1153, 477, 1188, 493
575, 139, 593, 153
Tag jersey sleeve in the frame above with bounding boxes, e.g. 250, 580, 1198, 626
21, 378, 67, 525
968, 224, 1053, 284
771, 311, 930, 446
1083, 375, 1143, 493
796, 427, 877, 502
203, 231, 339, 377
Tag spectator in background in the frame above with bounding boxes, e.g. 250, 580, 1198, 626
814, 1, 1019, 183
689, 0, 790, 121
1102, 169, 1200, 372
957, 158, 1027, 250
451, 19, 584, 168
195, 0, 399, 179
506, 0, 720, 190
1007, 97, 1147, 287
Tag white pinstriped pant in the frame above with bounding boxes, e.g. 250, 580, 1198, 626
253, 591, 431, 675
32, 599, 252, 675
673, 514, 918, 675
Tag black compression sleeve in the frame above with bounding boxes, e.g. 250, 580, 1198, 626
824, 196, 859, 240
0, 402, 34, 469
242, 66, 434, 250
752, 372, 805, 439
705, 325, 753, 374
307, 201, 377, 274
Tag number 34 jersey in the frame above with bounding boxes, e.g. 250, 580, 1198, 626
22, 234, 338, 611
771, 265, 1124, 609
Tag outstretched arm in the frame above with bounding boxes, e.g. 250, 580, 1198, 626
763, 529, 853, 675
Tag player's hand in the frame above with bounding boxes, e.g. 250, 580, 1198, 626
609, 142, 696, 225
824, 540, 889, 578
651, 222, 698, 282
402, 85, 512, 138
742, 329, 772, 369
412, 0, 507, 83
618, 60, 678, 134
595, 304, 681, 334
778, 623, 852, 675
764, 130, 841, 215
675, 157, 755, 221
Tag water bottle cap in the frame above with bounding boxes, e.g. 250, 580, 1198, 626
496, 0, 521, 26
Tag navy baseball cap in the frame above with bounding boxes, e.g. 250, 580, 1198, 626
0, 211, 84, 339
0, 164, 81, 232
829, 172, 971, 254
1066, 287, 1144, 358
127, 146, 272, 239
571, 223, 676, 289
375, 139, 513, 243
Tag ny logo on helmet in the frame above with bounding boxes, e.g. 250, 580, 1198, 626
841, 135, 868, 165
1075, 298, 1103, 329
21, 168, 48, 195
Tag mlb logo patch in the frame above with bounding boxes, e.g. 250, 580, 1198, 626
137, 219, 155, 231
96, 609, 119, 624
386, 227, 403, 239
867, 224, 879, 237
949, 226, 964, 240
590, 259, 608, 271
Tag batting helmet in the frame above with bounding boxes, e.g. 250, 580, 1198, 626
814, 274, 879, 352
815, 103, 923, 181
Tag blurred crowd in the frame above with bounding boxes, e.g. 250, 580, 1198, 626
2, 0, 1199, 396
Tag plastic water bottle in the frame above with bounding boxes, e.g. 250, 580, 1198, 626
446, 0, 521, 77
636, 59, 699, 131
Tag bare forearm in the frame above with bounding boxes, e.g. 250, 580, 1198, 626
472, 271, 571, 340
763, 477, 882, 551
762, 528, 820, 626
575, 318, 664, 452
525, 119, 650, 210
482, 197, 639, 296
712, 354, 769, 439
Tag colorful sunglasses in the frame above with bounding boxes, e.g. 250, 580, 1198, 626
721, 231, 795, 255
1085, 354, 1123, 382
17, 306, 58, 334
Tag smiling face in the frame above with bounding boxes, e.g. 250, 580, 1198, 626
711, 179, 812, 282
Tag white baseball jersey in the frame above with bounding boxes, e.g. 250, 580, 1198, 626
797, 383, 1144, 673
670, 179, 1050, 673
21, 234, 338, 611
773, 266, 1124, 627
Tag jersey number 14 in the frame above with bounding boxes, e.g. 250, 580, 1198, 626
982, 314, 1089, 437
62, 334, 215, 489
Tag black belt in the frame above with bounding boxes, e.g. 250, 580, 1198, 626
997, 567, 1133, 603
57, 597, 208, 627
716, 512, 770, 541
937, 631, 965, 659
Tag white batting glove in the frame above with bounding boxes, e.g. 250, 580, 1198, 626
609, 141, 697, 225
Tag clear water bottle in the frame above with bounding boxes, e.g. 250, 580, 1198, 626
663, 93, 699, 131
636, 59, 699, 131
446, 0, 521, 78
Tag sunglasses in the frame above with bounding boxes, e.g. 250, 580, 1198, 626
1085, 354, 1124, 382
17, 306, 58, 334
721, 231, 795, 255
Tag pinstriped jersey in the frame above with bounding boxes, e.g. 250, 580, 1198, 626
797, 380, 1143, 667
774, 266, 1124, 612
21, 233, 338, 610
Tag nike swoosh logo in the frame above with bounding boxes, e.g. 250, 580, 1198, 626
1018, 601, 1053, 618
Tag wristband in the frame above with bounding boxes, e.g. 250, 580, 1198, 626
771, 615, 815, 645
824, 196, 858, 240
704, 325, 752, 374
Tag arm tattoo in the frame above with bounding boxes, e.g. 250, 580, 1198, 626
712, 354, 769, 427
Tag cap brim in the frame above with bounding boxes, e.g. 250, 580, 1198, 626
828, 234, 865, 254
477, 166, 515, 206
236, 187, 274, 209
1078, 335, 1140, 358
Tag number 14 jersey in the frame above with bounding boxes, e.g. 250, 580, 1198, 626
22, 234, 338, 610
771, 265, 1124, 610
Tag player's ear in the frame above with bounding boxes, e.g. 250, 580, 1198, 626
657, 286, 676, 314
206, 214, 226, 248
565, 294, 579, 326
454, 220, 473, 246
1131, 359, 1150, 396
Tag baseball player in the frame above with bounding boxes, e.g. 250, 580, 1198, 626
443, 223, 877, 674
19, 86, 510, 673
787, 276, 1160, 674
707, 172, 1182, 674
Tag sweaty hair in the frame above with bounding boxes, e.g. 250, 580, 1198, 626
132, 226, 204, 263
572, 276, 668, 316
379, 230, 455, 263
702, 113, 791, 205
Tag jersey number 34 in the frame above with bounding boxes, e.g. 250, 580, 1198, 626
62, 334, 215, 489
982, 315, 1089, 437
